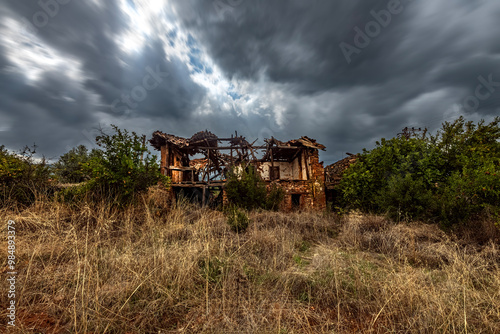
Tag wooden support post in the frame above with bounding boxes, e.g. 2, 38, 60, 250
270, 146, 274, 180
202, 186, 206, 206
298, 148, 303, 180
304, 150, 310, 180
207, 149, 211, 184
161, 144, 169, 177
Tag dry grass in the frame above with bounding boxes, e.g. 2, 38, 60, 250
0, 197, 499, 333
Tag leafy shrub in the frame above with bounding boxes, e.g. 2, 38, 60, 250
375, 173, 436, 222
266, 183, 286, 211
225, 164, 267, 210
226, 205, 250, 233
340, 135, 444, 213
225, 164, 285, 211
61, 125, 169, 204
53, 145, 101, 183
339, 117, 500, 226
0, 145, 52, 206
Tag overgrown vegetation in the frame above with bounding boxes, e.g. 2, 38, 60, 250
58, 125, 169, 204
1, 200, 498, 333
52, 144, 101, 183
339, 117, 500, 226
1, 125, 169, 207
0, 145, 52, 206
1, 118, 499, 332
225, 164, 285, 211
225, 205, 250, 233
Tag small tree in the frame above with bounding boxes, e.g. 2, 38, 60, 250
75, 125, 168, 203
0, 145, 52, 206
225, 164, 285, 211
226, 205, 250, 233
53, 145, 101, 183
339, 117, 500, 226
339, 135, 444, 215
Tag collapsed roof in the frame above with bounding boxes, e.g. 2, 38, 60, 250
149, 131, 325, 163
262, 136, 326, 161
325, 153, 358, 186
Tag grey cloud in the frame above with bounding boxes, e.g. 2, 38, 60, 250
0, 1, 208, 157
169, 0, 500, 158
1, 0, 499, 164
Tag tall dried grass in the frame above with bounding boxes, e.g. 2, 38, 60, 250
0, 196, 499, 333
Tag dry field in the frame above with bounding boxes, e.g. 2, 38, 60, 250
1, 193, 499, 333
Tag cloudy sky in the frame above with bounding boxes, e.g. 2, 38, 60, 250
0, 0, 499, 165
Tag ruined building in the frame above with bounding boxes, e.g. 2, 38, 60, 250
324, 153, 358, 205
149, 130, 328, 210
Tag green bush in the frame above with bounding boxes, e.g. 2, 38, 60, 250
340, 135, 444, 213
266, 183, 286, 211
339, 117, 500, 226
226, 205, 250, 233
53, 145, 101, 183
0, 145, 52, 206
225, 164, 285, 211
61, 125, 169, 204
375, 173, 436, 222
225, 164, 267, 210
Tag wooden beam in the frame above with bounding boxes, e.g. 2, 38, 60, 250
289, 148, 302, 163
270, 146, 275, 180
207, 149, 211, 185
166, 166, 196, 171
202, 186, 206, 206
304, 150, 310, 180
171, 181, 226, 187
297, 149, 303, 180
160, 144, 169, 177
195, 146, 267, 150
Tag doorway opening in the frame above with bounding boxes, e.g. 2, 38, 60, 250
292, 194, 301, 209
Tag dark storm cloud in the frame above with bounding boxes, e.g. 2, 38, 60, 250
170, 0, 500, 162
171, 0, 416, 91
0, 52, 99, 157
0, 1, 207, 157
86, 39, 206, 119
3, 0, 205, 119
0, 0, 499, 163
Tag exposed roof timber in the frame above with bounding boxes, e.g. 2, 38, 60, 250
265, 136, 326, 151
150, 131, 326, 161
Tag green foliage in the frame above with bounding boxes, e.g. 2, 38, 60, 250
226, 205, 250, 233
225, 164, 285, 211
53, 145, 102, 183
340, 135, 443, 213
339, 117, 500, 225
0, 145, 52, 206
266, 183, 286, 211
198, 257, 225, 284
375, 173, 436, 222
225, 164, 267, 210
297, 240, 311, 252
62, 125, 169, 203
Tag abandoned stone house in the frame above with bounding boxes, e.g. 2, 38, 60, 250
149, 130, 350, 211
